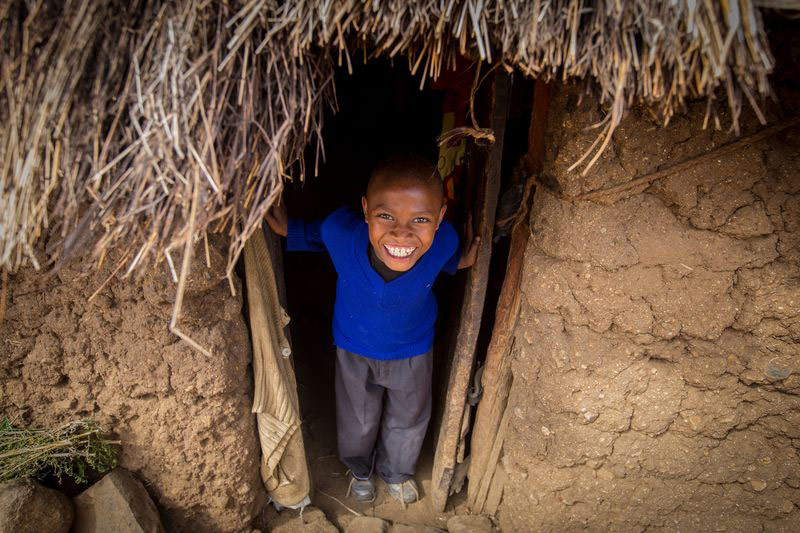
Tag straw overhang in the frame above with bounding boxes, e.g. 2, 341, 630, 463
0, 0, 786, 279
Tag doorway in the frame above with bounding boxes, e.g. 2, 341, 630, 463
280, 58, 464, 525
273, 57, 527, 525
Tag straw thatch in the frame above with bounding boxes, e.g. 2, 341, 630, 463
0, 0, 782, 282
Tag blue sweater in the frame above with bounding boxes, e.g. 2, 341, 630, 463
287, 207, 460, 360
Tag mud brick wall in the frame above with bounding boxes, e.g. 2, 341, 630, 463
498, 90, 800, 531
0, 238, 263, 532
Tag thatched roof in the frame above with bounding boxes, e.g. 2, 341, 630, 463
0, 0, 784, 283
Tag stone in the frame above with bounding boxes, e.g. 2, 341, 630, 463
446, 515, 495, 533
301, 506, 330, 525
269, 506, 337, 533
0, 478, 73, 533
596, 468, 615, 481
344, 516, 390, 533
73, 468, 165, 533
749, 480, 767, 492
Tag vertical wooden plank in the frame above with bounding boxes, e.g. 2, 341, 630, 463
466, 80, 552, 511
430, 70, 512, 513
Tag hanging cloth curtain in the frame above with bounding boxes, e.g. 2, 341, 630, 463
243, 226, 310, 507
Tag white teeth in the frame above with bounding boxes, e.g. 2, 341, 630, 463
385, 245, 416, 258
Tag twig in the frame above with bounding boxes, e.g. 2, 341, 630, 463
169, 170, 212, 357
568, 116, 800, 204
0, 269, 7, 323
88, 251, 131, 302
316, 489, 364, 517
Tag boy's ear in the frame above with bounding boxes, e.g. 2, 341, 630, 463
436, 203, 447, 229
361, 196, 368, 220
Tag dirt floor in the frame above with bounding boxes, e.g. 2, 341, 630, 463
0, 238, 263, 532
497, 80, 800, 531
254, 233, 475, 532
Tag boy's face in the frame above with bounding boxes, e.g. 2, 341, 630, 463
362, 178, 447, 272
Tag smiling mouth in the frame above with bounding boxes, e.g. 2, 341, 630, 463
384, 244, 417, 259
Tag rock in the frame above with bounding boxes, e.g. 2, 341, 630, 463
73, 468, 164, 533
391, 523, 445, 533
749, 480, 767, 492
596, 468, 615, 481
446, 515, 495, 533
345, 516, 389, 533
269, 506, 337, 533
0, 478, 73, 533
301, 506, 338, 532
301, 506, 329, 524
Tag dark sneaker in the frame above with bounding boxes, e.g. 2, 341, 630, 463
386, 478, 420, 507
347, 473, 376, 502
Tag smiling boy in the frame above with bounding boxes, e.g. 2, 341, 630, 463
266, 154, 478, 505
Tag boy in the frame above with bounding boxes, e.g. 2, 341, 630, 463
265, 154, 478, 505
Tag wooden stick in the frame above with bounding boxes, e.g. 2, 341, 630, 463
0, 269, 7, 323
88, 250, 131, 302
169, 170, 212, 357
568, 116, 800, 204
473, 385, 513, 513
430, 70, 511, 513
467, 80, 552, 512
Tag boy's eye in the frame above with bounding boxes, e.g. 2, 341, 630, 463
376, 213, 393, 220
413, 217, 430, 223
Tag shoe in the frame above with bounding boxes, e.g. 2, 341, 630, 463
386, 478, 420, 507
346, 472, 376, 502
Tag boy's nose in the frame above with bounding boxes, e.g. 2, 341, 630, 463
389, 225, 414, 238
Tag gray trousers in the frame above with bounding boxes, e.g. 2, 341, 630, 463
335, 347, 433, 484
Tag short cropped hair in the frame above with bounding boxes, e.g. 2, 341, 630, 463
367, 153, 443, 201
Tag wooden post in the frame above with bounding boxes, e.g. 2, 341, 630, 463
430, 70, 511, 513
466, 80, 552, 512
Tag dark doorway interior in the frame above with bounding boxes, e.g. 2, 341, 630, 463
281, 58, 461, 516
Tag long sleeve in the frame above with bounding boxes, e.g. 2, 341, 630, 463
442, 247, 461, 275
286, 218, 326, 252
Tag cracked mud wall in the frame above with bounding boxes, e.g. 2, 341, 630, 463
0, 237, 263, 532
497, 87, 800, 531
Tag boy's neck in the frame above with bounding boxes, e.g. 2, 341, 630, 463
368, 244, 407, 282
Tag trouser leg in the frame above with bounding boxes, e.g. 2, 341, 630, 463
335, 348, 383, 479
375, 351, 433, 484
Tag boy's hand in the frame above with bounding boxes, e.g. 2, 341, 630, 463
457, 213, 480, 269
265, 202, 288, 237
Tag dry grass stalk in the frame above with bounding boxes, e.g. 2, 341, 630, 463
0, 417, 118, 484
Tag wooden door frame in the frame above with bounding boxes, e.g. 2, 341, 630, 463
430, 69, 512, 513
466, 79, 552, 513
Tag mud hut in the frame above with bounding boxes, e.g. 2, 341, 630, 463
2, 1, 799, 531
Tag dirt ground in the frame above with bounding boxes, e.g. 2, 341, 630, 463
255, 248, 475, 532
0, 237, 263, 532
497, 81, 800, 531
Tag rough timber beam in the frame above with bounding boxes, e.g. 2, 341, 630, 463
467, 79, 553, 513
430, 69, 511, 513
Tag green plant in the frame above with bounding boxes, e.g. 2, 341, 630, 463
0, 417, 119, 484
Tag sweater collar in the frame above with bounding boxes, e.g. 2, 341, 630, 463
355, 223, 436, 290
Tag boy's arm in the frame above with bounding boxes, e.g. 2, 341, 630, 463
265, 203, 326, 252
286, 218, 326, 252
441, 214, 480, 274
456, 213, 480, 269
265, 203, 288, 236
